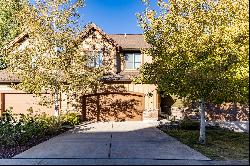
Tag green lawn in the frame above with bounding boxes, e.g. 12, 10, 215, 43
159, 127, 249, 160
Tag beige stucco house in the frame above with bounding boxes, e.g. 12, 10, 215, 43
0, 23, 161, 121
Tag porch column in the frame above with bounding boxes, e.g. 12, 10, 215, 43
81, 96, 87, 121
96, 95, 100, 122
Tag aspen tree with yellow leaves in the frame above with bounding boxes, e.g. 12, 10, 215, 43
5, 0, 110, 116
137, 0, 249, 144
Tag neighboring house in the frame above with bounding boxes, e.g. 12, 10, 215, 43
0, 23, 160, 121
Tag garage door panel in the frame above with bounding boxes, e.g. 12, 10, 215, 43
85, 93, 144, 122
5, 94, 54, 115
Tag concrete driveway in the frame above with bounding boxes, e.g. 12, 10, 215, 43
13, 121, 210, 161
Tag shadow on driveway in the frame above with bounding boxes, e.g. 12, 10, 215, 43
13, 122, 210, 160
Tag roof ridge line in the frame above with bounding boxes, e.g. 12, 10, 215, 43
109, 34, 143, 35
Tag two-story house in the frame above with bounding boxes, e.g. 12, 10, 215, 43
0, 23, 161, 121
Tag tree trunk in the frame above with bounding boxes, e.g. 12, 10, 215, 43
54, 90, 59, 116
199, 97, 206, 144
53, 4, 59, 117
233, 101, 237, 114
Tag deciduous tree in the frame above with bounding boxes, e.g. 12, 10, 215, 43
0, 0, 24, 69
137, 0, 249, 144
5, 0, 111, 116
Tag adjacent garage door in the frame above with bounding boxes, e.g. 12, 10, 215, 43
81, 92, 145, 122
4, 93, 54, 115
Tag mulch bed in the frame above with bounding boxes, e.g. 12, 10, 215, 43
0, 129, 69, 159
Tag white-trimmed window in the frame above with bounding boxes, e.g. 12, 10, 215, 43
90, 51, 103, 67
125, 53, 142, 70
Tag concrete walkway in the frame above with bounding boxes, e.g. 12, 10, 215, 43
13, 121, 209, 160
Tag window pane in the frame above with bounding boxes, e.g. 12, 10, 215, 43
89, 51, 103, 67
125, 53, 134, 69
126, 62, 134, 69
134, 53, 141, 63
89, 57, 95, 67
125, 53, 133, 62
134, 62, 141, 69
96, 51, 103, 67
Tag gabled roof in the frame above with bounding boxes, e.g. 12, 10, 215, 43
4, 23, 150, 51
108, 34, 150, 50
77, 23, 150, 50
1, 23, 150, 83
76, 23, 121, 49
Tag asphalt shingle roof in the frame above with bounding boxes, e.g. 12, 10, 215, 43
0, 69, 19, 83
108, 34, 150, 49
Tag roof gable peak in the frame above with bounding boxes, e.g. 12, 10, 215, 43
77, 22, 120, 48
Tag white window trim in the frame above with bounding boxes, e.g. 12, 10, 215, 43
124, 53, 143, 71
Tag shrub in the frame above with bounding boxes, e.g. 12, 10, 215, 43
0, 108, 76, 147
0, 108, 20, 146
179, 119, 200, 130
61, 112, 80, 126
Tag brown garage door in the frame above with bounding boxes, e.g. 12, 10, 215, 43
81, 92, 145, 122
4, 93, 54, 116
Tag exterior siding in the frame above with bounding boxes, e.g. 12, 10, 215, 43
61, 92, 68, 113
79, 30, 117, 73
121, 83, 159, 121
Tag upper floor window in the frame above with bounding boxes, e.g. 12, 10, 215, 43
125, 53, 142, 70
90, 51, 103, 67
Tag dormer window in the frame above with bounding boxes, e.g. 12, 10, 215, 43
125, 53, 142, 70
90, 51, 103, 67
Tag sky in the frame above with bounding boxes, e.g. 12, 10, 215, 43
29, 0, 160, 34
80, 0, 158, 34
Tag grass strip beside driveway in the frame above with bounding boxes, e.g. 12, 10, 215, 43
159, 127, 249, 160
